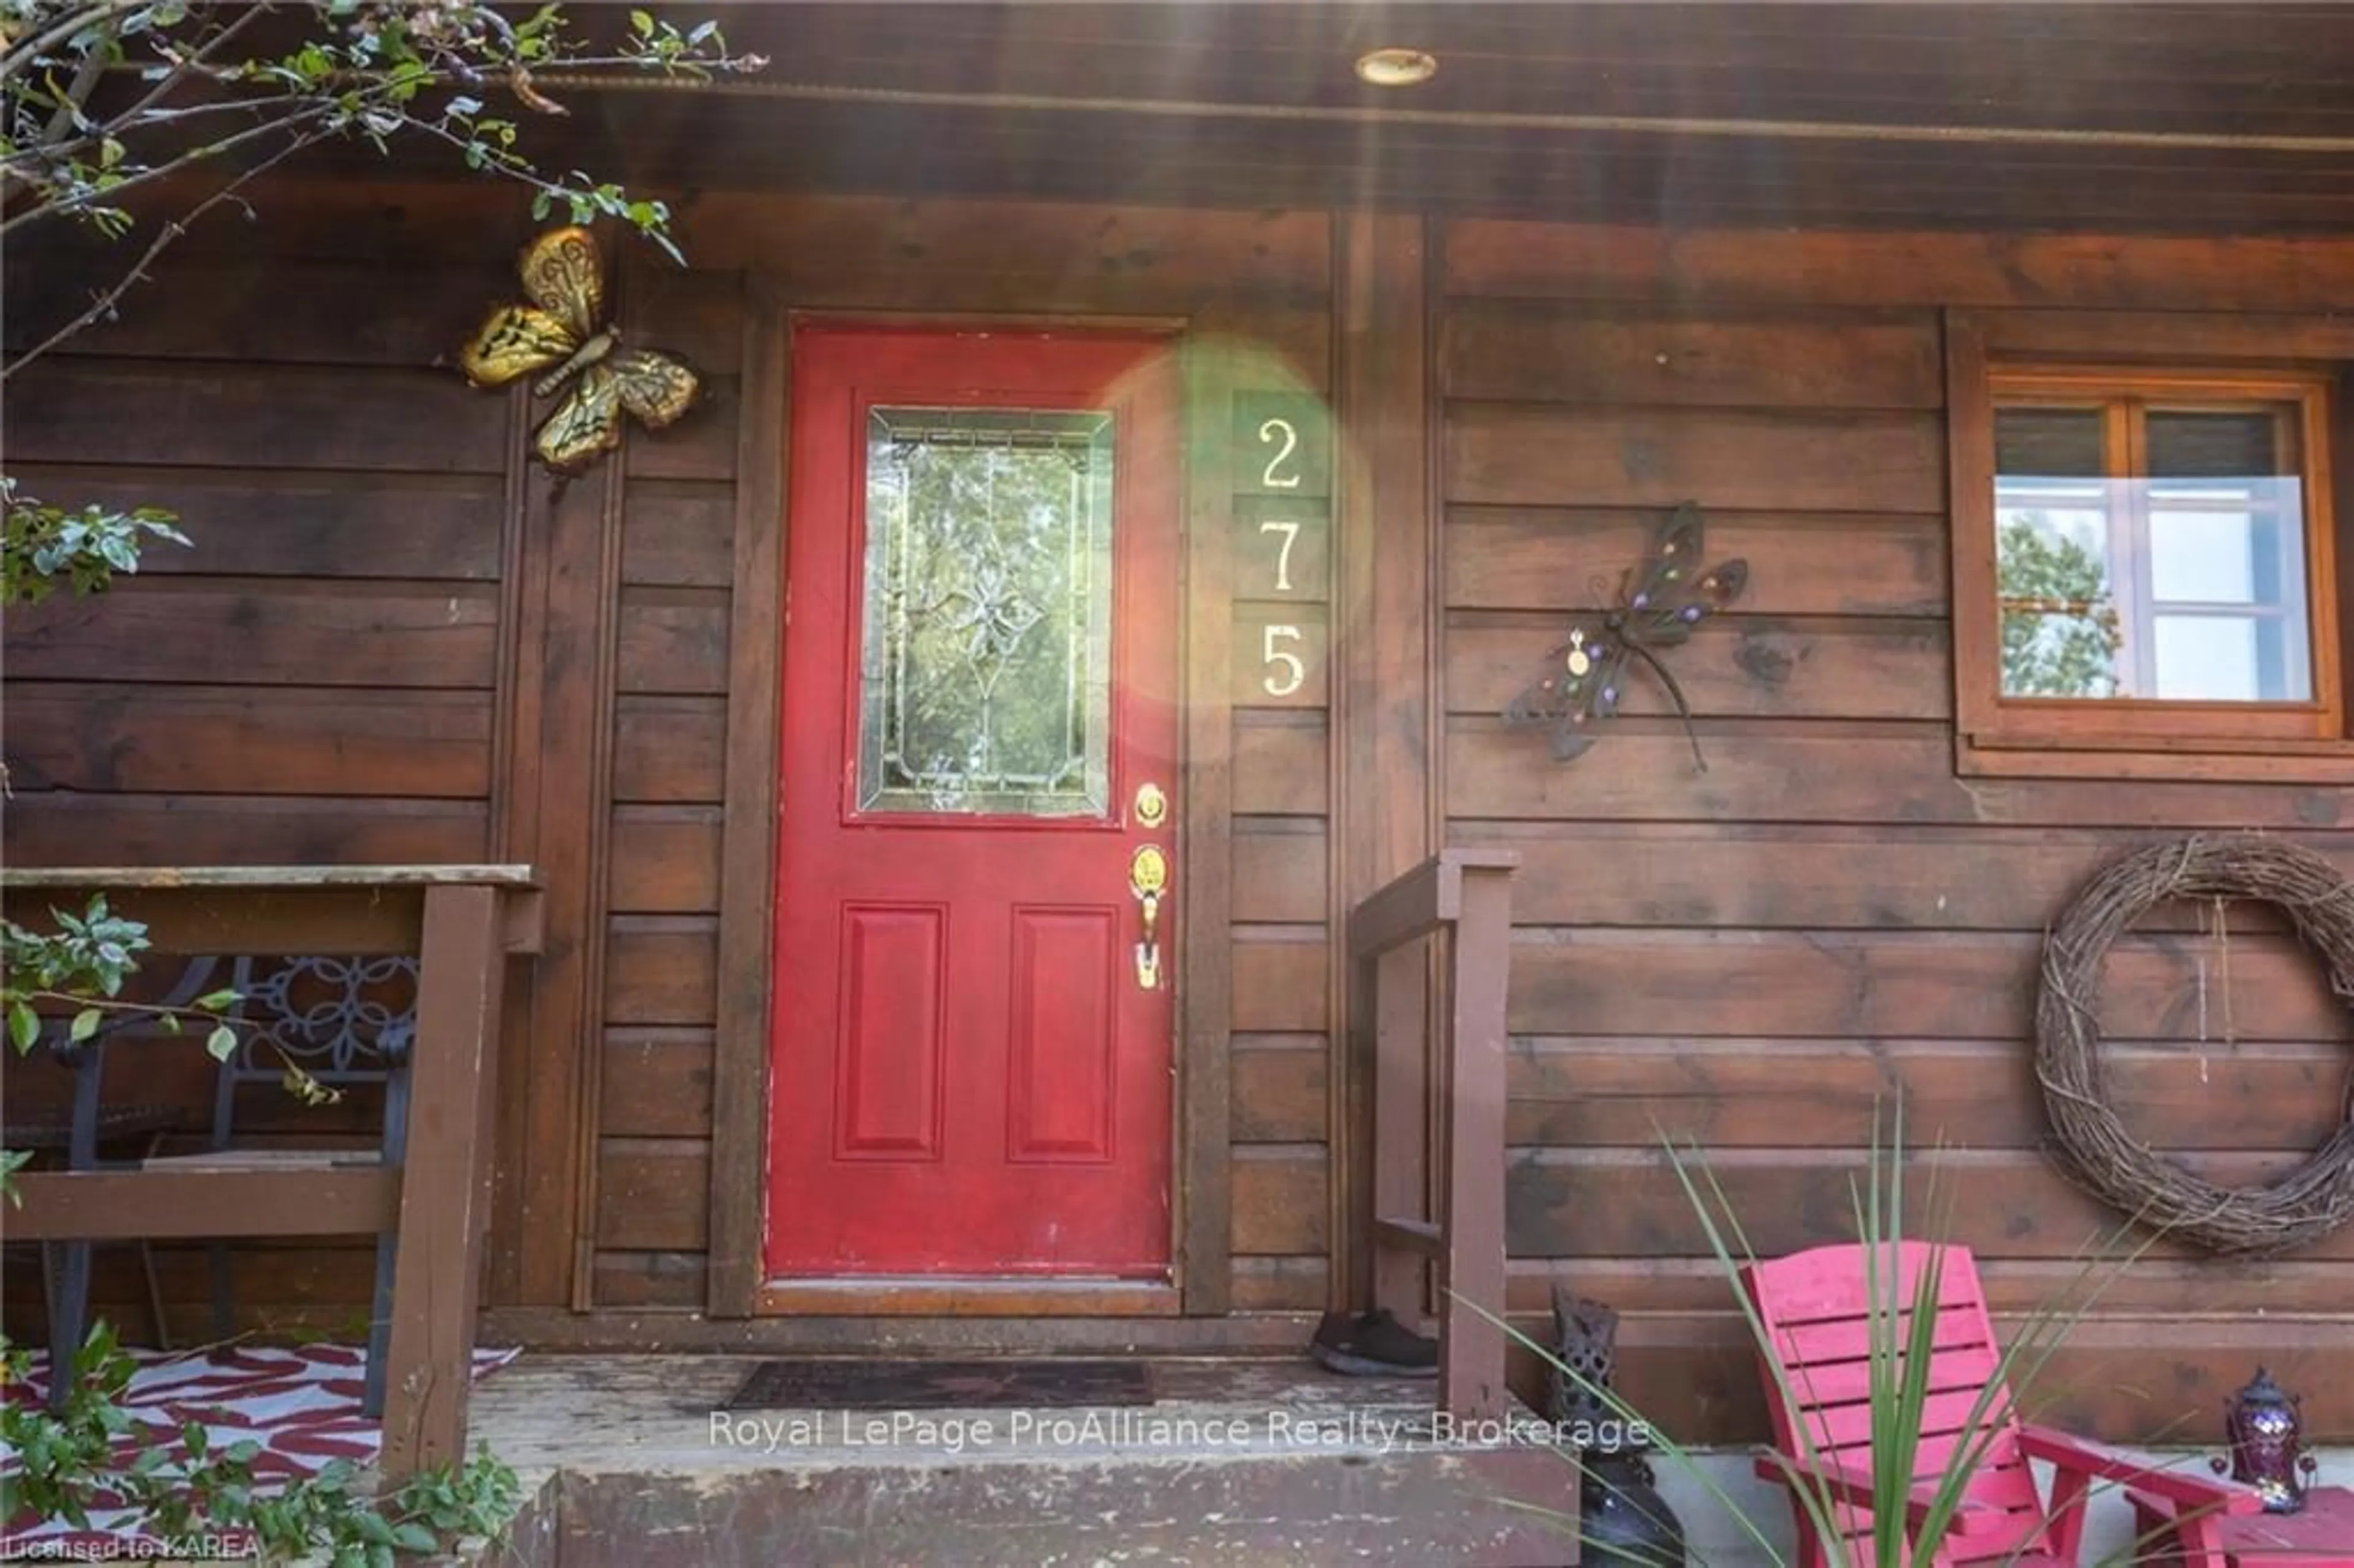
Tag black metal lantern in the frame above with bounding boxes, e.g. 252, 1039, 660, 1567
1551, 1288, 1688, 1568
2211, 1366, 2318, 1515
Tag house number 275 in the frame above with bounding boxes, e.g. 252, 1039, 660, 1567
1262, 625, 1306, 697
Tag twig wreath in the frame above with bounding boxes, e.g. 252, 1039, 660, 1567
2035, 834, 2354, 1256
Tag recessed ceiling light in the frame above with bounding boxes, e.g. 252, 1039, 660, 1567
1355, 48, 1438, 88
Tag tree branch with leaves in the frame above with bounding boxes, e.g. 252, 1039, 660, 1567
2, 0, 763, 594
1995, 516, 2125, 699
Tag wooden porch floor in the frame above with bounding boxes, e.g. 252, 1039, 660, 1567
465, 1353, 1579, 1567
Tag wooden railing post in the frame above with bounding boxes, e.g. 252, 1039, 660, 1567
1348, 848, 1517, 1428
381, 883, 511, 1481
1369, 938, 1428, 1326
1440, 862, 1513, 1425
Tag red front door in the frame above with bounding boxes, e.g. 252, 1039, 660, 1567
764, 325, 1179, 1279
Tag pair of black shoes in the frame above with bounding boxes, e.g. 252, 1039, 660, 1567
1309, 1307, 1438, 1377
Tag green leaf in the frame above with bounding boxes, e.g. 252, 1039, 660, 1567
631, 10, 655, 34
390, 1521, 438, 1553
205, 1024, 238, 1062
68, 1009, 101, 1043
196, 989, 240, 1011
8, 1002, 38, 1052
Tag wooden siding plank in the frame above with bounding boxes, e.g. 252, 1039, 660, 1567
1231, 1255, 1329, 1310
4, 582, 500, 688
611, 696, 726, 804
1450, 824, 2348, 932
608, 807, 725, 914
1506, 1038, 2354, 1154
1232, 825, 1325, 923
1446, 404, 1944, 514
1442, 305, 1943, 410
1231, 1148, 1327, 1256
593, 1139, 711, 1252
1446, 507, 1948, 617
3, 465, 506, 581
1232, 717, 1327, 815
1504, 1152, 2354, 1263
1503, 930, 2351, 1044
590, 1250, 709, 1309
0, 794, 487, 867
677, 194, 1330, 308
1233, 939, 1327, 1033
1230, 1041, 1328, 1144
601, 1030, 717, 1140
621, 482, 737, 588
616, 588, 730, 696
1973, 308, 2354, 363
2, 685, 491, 799
626, 269, 745, 379
2, 254, 508, 367
1444, 223, 2354, 314
1446, 725, 2350, 829
606, 916, 720, 1028
4, 360, 508, 474
1448, 615, 1949, 721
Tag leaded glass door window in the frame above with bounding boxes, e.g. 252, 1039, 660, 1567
855, 406, 1116, 818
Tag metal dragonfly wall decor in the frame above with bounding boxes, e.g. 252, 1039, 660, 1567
1503, 501, 1748, 772
457, 225, 701, 474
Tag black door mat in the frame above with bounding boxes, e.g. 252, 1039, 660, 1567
723, 1358, 1156, 1411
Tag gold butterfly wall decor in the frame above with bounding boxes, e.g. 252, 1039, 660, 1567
458, 225, 700, 474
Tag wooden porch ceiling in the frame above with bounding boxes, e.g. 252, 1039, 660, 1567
489, 2, 2354, 234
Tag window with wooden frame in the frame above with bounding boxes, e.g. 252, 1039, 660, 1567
1948, 316, 2351, 781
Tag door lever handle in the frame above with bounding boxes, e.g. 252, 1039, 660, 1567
1137, 891, 1162, 989
1130, 845, 1168, 991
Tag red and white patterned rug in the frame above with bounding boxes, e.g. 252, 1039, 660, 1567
1, 1342, 517, 1550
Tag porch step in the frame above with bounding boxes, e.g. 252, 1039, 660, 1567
467, 1353, 1580, 1567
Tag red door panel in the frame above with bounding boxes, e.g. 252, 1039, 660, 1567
765, 325, 1178, 1279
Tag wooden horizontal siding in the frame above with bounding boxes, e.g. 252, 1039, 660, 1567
1436, 237, 2354, 1445
0, 246, 513, 1333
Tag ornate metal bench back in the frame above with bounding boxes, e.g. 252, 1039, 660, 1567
212, 954, 421, 1154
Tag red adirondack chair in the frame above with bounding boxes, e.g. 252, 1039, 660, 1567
1740, 1241, 2264, 1568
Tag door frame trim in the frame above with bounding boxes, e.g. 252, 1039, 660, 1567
704, 299, 1230, 1317
705, 275, 790, 1318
